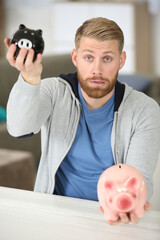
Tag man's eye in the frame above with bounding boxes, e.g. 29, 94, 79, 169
85, 56, 93, 61
104, 57, 111, 62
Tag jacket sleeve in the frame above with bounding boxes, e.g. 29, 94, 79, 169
6, 74, 54, 137
126, 96, 160, 201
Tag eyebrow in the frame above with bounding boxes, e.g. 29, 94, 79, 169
82, 49, 115, 55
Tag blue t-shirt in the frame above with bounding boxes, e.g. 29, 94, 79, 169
54, 84, 115, 201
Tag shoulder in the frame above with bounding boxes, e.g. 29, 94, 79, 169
124, 83, 160, 111
40, 76, 78, 102
121, 84, 160, 126
40, 76, 72, 92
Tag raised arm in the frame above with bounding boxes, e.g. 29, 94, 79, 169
4, 38, 52, 137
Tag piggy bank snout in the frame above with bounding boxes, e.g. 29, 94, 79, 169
115, 193, 136, 212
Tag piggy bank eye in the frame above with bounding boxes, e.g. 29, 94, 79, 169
104, 181, 114, 190
132, 193, 136, 199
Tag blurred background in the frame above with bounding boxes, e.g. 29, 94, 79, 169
0, 0, 160, 210
0, 0, 160, 75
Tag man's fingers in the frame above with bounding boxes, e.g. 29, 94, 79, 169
25, 49, 34, 67
144, 202, 152, 211
4, 38, 10, 48
119, 213, 130, 224
99, 206, 104, 213
16, 48, 28, 70
130, 213, 139, 224
35, 53, 43, 64
107, 219, 121, 226
6, 44, 17, 66
5, 39, 42, 84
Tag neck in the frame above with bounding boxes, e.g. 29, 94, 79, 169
80, 88, 115, 110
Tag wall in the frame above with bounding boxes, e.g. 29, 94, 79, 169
151, 13, 160, 77
0, 0, 5, 57
4, 0, 53, 55
51, 2, 137, 74
3, 0, 160, 76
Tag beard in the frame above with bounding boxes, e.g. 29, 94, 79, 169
77, 70, 118, 99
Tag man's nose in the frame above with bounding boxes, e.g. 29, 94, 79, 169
92, 60, 102, 76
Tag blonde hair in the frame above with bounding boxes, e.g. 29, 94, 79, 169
75, 17, 124, 53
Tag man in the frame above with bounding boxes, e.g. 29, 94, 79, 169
5, 17, 160, 225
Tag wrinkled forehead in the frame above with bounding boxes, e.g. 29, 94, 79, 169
77, 37, 120, 54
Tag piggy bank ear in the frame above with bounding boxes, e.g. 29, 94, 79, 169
104, 181, 115, 191
125, 177, 140, 191
36, 29, 43, 36
19, 24, 26, 30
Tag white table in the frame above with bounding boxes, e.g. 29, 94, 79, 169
0, 187, 160, 240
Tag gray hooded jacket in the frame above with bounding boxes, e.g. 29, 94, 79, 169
7, 72, 160, 201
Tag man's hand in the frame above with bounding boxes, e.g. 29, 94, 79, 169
99, 202, 152, 226
4, 38, 43, 85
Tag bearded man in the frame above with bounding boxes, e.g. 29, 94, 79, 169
5, 17, 160, 225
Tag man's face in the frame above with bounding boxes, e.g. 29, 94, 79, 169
72, 37, 126, 99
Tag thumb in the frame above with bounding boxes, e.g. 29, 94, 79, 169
99, 206, 104, 213
4, 38, 11, 48
144, 202, 152, 211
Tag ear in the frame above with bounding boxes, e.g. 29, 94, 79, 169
19, 24, 26, 30
119, 51, 126, 70
125, 177, 140, 191
37, 29, 43, 36
72, 48, 78, 68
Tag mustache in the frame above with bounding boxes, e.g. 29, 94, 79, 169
86, 76, 109, 82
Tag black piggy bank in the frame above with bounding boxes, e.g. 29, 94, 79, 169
10, 24, 44, 61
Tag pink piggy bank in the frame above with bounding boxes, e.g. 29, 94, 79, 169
97, 164, 147, 222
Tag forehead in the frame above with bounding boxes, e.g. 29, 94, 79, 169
78, 37, 119, 53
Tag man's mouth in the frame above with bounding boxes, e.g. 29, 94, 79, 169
89, 80, 106, 86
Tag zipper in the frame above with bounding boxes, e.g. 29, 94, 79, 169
113, 111, 118, 165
